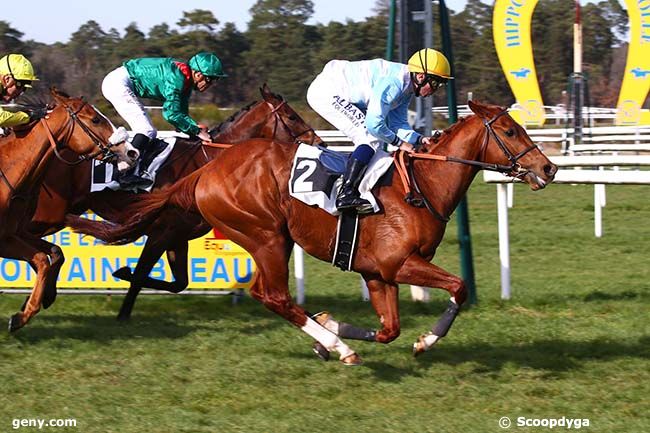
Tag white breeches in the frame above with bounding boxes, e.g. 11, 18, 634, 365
102, 66, 157, 139
307, 65, 381, 151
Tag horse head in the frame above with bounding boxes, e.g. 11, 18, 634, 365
49, 87, 138, 168
467, 100, 557, 190
259, 83, 323, 146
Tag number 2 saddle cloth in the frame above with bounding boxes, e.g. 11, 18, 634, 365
288, 143, 394, 215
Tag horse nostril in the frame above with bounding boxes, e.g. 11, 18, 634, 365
544, 164, 557, 176
127, 149, 139, 160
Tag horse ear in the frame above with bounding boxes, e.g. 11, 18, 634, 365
468, 100, 493, 120
260, 83, 271, 98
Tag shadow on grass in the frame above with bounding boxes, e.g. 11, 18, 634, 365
416, 335, 650, 373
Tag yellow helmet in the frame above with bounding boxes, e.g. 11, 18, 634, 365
0, 54, 39, 86
407, 49, 453, 80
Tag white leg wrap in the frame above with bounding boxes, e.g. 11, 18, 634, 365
312, 312, 340, 335
301, 317, 355, 360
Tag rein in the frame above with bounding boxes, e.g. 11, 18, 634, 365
41, 101, 118, 166
266, 100, 316, 145
395, 109, 538, 221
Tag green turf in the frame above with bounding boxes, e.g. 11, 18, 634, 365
1, 181, 648, 433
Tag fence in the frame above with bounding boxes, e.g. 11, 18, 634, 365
483, 155, 650, 300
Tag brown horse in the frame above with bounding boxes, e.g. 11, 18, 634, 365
1, 88, 138, 331
67, 101, 557, 364
21, 84, 321, 325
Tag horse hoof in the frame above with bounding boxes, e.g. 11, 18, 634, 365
8, 313, 23, 333
341, 353, 363, 366
412, 341, 426, 357
113, 267, 133, 281
312, 341, 330, 361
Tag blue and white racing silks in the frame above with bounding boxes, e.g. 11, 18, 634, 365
307, 58, 421, 150
339, 59, 420, 146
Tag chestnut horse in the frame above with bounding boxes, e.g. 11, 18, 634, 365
1, 88, 138, 331
67, 101, 557, 364
23, 84, 321, 324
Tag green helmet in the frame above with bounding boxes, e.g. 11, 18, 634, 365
189, 52, 227, 78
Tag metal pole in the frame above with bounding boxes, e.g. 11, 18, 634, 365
386, 0, 396, 61
439, 0, 477, 304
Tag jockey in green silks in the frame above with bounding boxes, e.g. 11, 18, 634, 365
102, 52, 227, 189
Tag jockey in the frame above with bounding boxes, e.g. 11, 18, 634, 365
102, 52, 227, 189
307, 48, 452, 214
0, 54, 41, 134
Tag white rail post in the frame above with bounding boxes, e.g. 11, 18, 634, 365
294, 245, 305, 304
594, 185, 603, 238
506, 182, 514, 208
360, 276, 370, 301
497, 184, 511, 299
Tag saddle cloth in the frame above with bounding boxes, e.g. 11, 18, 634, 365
288, 143, 393, 215
90, 137, 177, 193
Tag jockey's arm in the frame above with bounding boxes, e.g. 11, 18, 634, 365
161, 81, 200, 137
366, 79, 422, 152
0, 106, 30, 128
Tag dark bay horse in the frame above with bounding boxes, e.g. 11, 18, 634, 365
67, 101, 557, 364
1, 88, 138, 331
22, 84, 321, 324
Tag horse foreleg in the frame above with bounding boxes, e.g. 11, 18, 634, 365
26, 237, 64, 309
247, 238, 361, 365
395, 255, 466, 356
0, 236, 53, 332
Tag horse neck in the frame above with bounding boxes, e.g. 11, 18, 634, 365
1, 120, 62, 191
413, 116, 486, 218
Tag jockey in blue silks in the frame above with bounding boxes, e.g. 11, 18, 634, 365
307, 48, 452, 214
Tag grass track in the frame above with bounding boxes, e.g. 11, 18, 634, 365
1, 180, 649, 433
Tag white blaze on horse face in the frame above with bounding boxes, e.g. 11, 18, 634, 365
301, 317, 355, 360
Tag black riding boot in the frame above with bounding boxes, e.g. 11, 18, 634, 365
336, 158, 373, 214
118, 133, 155, 190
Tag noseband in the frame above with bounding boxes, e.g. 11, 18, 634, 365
41, 101, 117, 166
266, 100, 317, 145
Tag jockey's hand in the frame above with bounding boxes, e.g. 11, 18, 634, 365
420, 136, 437, 147
197, 130, 212, 142
399, 142, 415, 153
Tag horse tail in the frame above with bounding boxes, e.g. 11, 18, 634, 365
65, 169, 204, 245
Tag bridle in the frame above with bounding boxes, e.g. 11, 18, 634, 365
41, 100, 119, 166
266, 100, 317, 145
396, 108, 539, 221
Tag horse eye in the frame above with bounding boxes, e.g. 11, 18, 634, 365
91, 116, 101, 124
505, 128, 515, 137
288, 115, 298, 121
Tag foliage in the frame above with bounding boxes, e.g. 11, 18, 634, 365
0, 2, 637, 125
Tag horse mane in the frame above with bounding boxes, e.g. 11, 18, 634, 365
209, 101, 258, 135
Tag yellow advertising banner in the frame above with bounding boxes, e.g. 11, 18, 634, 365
493, 0, 546, 126
0, 214, 255, 290
616, 0, 650, 125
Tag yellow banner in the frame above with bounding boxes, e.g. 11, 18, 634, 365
493, 0, 546, 126
0, 214, 254, 290
616, 0, 650, 125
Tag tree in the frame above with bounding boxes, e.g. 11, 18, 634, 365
245, 0, 315, 102
0, 21, 26, 54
